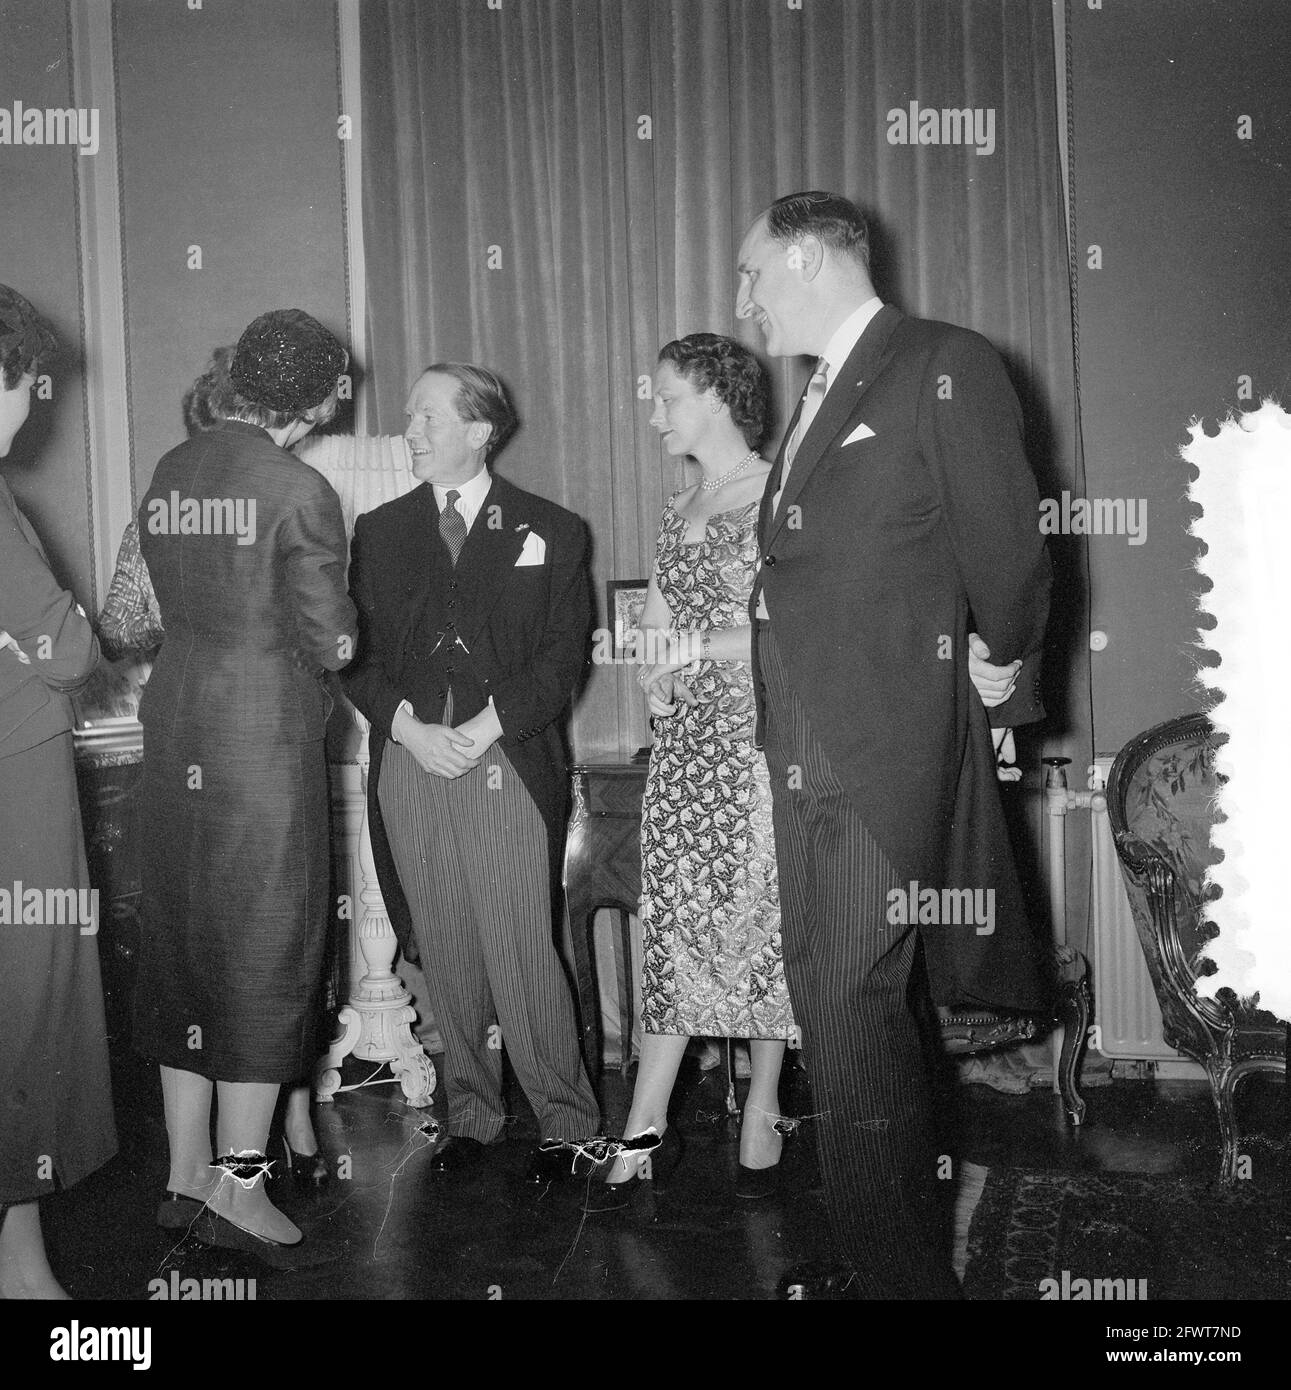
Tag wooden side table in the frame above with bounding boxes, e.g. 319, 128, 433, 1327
563, 761, 647, 1083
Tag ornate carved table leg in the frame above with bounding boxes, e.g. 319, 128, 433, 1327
1053, 945, 1090, 1125
563, 769, 606, 1085
315, 720, 436, 1108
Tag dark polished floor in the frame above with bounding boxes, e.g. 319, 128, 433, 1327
42, 1029, 1287, 1303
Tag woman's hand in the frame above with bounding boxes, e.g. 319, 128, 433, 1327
992, 726, 1020, 782
0, 630, 31, 665
638, 665, 697, 717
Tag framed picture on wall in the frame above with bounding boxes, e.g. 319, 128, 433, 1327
606, 579, 648, 659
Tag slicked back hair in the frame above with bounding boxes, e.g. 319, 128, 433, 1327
422, 362, 518, 460
764, 190, 871, 274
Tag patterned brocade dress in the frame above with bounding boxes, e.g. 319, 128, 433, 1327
640, 494, 794, 1039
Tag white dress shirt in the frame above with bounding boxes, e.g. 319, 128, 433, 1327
770, 296, 884, 518
432, 464, 492, 533
815, 295, 884, 398
757, 296, 885, 618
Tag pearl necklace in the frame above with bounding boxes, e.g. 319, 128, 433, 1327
700, 449, 760, 492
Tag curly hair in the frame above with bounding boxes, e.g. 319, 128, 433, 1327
0, 283, 58, 390
182, 346, 238, 434
657, 332, 769, 449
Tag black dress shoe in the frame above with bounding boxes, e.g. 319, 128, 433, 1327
156, 1190, 205, 1229
775, 1262, 861, 1300
429, 1136, 492, 1174
524, 1144, 594, 1186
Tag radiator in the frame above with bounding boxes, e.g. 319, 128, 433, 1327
1090, 755, 1204, 1077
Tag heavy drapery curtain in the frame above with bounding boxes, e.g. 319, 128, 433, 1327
358, 0, 1085, 794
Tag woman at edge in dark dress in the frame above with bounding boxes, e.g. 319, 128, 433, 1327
0, 284, 117, 1298
133, 310, 356, 1262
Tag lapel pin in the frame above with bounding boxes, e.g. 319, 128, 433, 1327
515, 522, 530, 531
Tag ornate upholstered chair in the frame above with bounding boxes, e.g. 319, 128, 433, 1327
937, 944, 1090, 1125
1107, 712, 1287, 1182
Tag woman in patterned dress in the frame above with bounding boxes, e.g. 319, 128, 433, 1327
585, 333, 795, 1210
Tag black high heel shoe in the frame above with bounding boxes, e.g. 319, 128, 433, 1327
193, 1207, 339, 1270
581, 1126, 684, 1213
156, 1189, 205, 1229
280, 1136, 329, 1191
735, 1116, 796, 1200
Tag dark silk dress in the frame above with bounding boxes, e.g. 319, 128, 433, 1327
133, 421, 355, 1083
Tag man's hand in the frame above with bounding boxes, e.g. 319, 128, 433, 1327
968, 632, 1020, 708
454, 700, 503, 760
992, 726, 1020, 782
393, 705, 479, 778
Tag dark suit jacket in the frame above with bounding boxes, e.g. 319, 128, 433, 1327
750, 306, 1052, 1009
0, 473, 99, 759
342, 473, 591, 950
138, 421, 357, 745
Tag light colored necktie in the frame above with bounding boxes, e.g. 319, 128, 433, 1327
772, 358, 829, 516
439, 488, 467, 565
757, 359, 830, 620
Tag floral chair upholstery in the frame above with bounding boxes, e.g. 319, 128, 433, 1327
937, 945, 1090, 1125
1107, 713, 1287, 1183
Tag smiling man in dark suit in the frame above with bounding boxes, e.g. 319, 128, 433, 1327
738, 192, 1052, 1299
342, 363, 599, 1181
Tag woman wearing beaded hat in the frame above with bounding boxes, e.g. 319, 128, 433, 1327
100, 344, 330, 1192
583, 333, 797, 1211
0, 284, 117, 1297
134, 309, 357, 1262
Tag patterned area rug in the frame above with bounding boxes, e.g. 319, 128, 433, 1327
963, 1168, 1291, 1300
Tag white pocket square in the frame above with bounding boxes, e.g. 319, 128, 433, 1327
842, 423, 876, 446
515, 531, 546, 566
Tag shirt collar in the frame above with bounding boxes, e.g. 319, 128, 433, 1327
432, 466, 492, 526
817, 296, 884, 385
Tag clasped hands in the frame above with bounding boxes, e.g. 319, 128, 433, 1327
636, 630, 703, 718
392, 700, 502, 779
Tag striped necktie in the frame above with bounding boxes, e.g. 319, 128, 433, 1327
772, 358, 829, 516
439, 489, 467, 565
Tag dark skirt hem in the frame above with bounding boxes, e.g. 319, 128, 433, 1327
131, 1038, 320, 1087
0, 1137, 119, 1206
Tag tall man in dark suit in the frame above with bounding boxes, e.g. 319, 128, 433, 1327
343, 363, 599, 1179
738, 192, 1052, 1298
